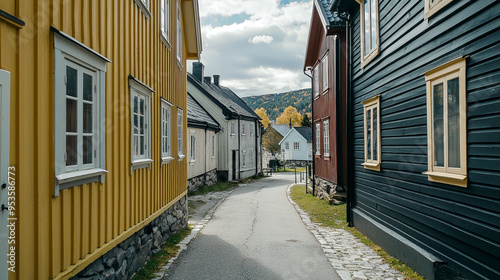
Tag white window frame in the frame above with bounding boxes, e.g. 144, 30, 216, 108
242, 150, 246, 168
176, 0, 183, 65
0, 70, 11, 217
161, 98, 173, 165
134, 0, 151, 19
189, 130, 196, 164
313, 65, 319, 98
53, 31, 108, 196
293, 142, 300, 150
362, 95, 381, 171
177, 108, 185, 160
322, 53, 328, 94
323, 120, 330, 157
242, 123, 246, 135
231, 122, 235, 135
211, 134, 215, 158
285, 142, 289, 150
423, 57, 467, 187
315, 122, 321, 155
160, 0, 171, 47
130, 77, 154, 172
424, 0, 454, 19
250, 122, 254, 137
250, 149, 254, 167
358, 0, 380, 68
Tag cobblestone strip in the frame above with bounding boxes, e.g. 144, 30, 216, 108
154, 186, 242, 280
286, 184, 404, 280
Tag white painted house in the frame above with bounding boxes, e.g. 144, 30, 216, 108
187, 62, 262, 181
279, 127, 313, 162
187, 93, 220, 192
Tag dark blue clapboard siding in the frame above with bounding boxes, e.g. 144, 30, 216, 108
346, 0, 500, 278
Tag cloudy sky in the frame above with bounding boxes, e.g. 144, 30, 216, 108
189, 0, 313, 97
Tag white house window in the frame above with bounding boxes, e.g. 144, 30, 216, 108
362, 95, 381, 171
177, 108, 185, 159
211, 135, 215, 157
285, 142, 289, 150
130, 77, 154, 171
53, 30, 108, 196
190, 130, 196, 163
161, 99, 173, 164
250, 149, 254, 167
242, 123, 246, 135
315, 122, 321, 155
176, 0, 183, 64
242, 151, 246, 168
322, 54, 328, 93
313, 65, 319, 98
423, 57, 467, 187
231, 122, 235, 135
359, 0, 380, 68
160, 0, 170, 45
250, 122, 254, 137
323, 120, 330, 156
294, 142, 300, 150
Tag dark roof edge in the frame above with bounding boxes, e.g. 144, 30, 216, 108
187, 91, 221, 129
187, 73, 234, 117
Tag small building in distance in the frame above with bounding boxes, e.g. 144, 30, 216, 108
279, 127, 313, 164
262, 124, 292, 166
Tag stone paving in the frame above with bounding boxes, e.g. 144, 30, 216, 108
287, 183, 404, 280
153, 179, 405, 280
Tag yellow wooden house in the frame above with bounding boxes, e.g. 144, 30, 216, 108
0, 0, 201, 279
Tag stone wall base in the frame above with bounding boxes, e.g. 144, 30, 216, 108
314, 176, 345, 205
187, 169, 217, 193
72, 196, 188, 280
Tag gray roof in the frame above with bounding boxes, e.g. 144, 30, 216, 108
295, 127, 313, 142
187, 92, 220, 131
317, 0, 344, 27
187, 72, 260, 121
270, 124, 292, 137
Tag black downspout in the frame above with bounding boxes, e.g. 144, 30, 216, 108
336, 35, 343, 196
345, 14, 354, 227
303, 68, 314, 195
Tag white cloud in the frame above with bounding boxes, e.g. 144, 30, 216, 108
192, 0, 313, 97
248, 35, 274, 44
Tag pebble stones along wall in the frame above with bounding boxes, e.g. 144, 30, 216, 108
187, 169, 217, 193
71, 196, 188, 280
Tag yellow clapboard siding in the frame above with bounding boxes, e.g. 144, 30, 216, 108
2, 0, 194, 278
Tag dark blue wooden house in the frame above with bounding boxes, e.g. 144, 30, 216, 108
321, 0, 500, 279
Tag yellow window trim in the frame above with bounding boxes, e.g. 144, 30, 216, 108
362, 95, 381, 171
424, 0, 454, 19
424, 57, 467, 188
358, 0, 380, 69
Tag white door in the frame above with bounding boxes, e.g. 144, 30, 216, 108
0, 69, 11, 279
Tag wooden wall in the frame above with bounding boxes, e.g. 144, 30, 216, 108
349, 0, 500, 278
0, 0, 189, 279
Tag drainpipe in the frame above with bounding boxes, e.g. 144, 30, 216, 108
255, 120, 258, 175
303, 68, 314, 195
205, 128, 208, 183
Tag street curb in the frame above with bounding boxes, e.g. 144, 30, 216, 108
154, 185, 243, 280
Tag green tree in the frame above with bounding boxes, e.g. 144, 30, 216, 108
301, 113, 311, 127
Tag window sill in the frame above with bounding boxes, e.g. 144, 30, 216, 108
161, 156, 174, 166
55, 168, 107, 197
323, 155, 330, 161
361, 47, 380, 69
322, 89, 329, 95
362, 162, 381, 171
189, 160, 196, 165
160, 33, 172, 50
133, 0, 151, 19
131, 158, 153, 172
423, 171, 467, 188
178, 154, 185, 161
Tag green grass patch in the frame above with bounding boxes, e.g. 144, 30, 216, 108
188, 181, 237, 196
131, 227, 192, 280
276, 166, 307, 172
290, 185, 424, 280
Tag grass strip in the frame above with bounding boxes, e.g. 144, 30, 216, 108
188, 181, 237, 196
290, 185, 424, 280
131, 227, 192, 280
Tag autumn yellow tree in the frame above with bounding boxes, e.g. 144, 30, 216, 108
255, 107, 270, 128
276, 106, 303, 127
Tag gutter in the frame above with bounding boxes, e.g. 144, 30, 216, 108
303, 68, 315, 195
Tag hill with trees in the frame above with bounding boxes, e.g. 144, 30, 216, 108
242, 88, 312, 122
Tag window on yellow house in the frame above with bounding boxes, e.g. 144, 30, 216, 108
161, 98, 173, 165
130, 76, 154, 171
358, 0, 380, 68
423, 57, 467, 187
362, 95, 381, 171
178, 108, 185, 160
176, 0, 183, 64
160, 0, 170, 46
134, 0, 151, 19
53, 30, 108, 196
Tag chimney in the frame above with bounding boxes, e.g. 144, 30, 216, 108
213, 75, 220, 87
204, 76, 212, 84
192, 62, 204, 82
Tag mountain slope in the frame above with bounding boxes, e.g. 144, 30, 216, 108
242, 88, 312, 121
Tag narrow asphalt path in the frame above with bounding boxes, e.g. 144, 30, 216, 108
166, 173, 341, 280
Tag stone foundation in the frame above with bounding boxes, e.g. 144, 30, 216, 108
187, 169, 217, 193
71, 196, 188, 280
314, 176, 345, 205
